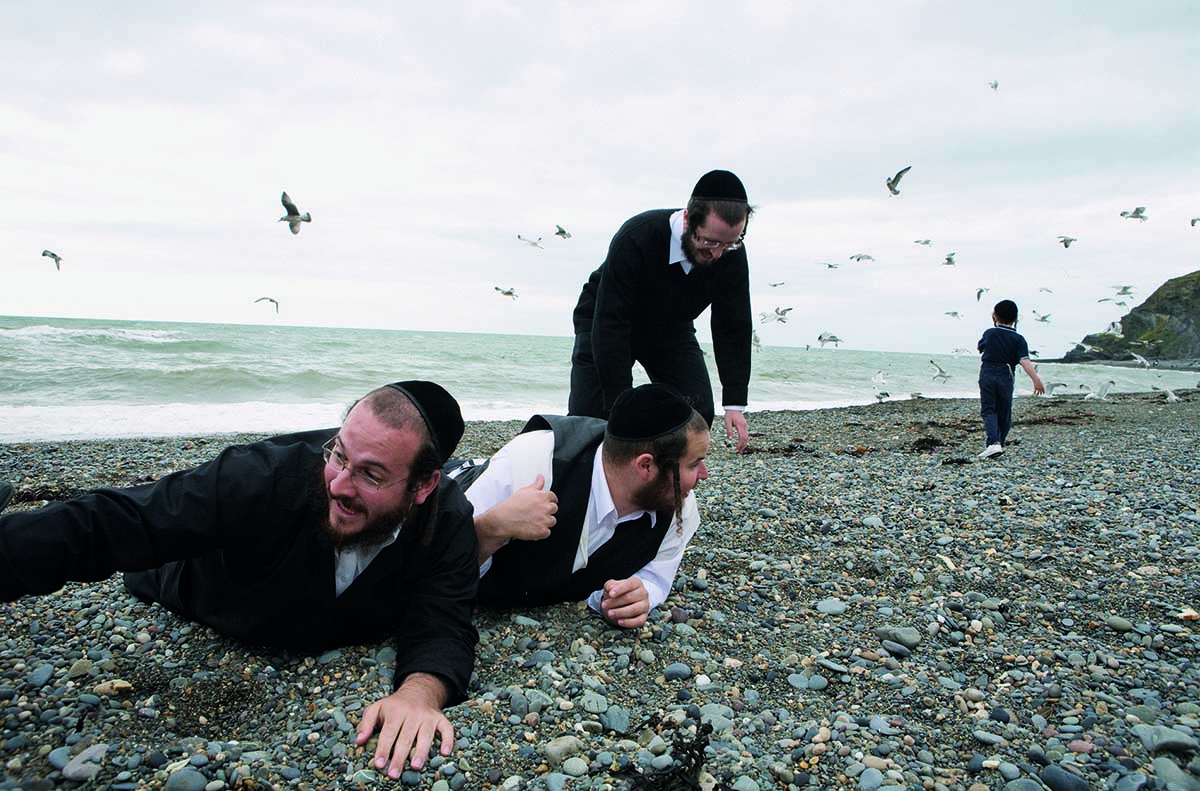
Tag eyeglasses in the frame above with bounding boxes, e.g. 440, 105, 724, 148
322, 437, 408, 492
691, 229, 744, 252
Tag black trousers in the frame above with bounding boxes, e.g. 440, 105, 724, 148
567, 331, 715, 426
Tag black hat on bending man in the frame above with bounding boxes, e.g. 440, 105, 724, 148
691, 169, 748, 203
606, 384, 695, 442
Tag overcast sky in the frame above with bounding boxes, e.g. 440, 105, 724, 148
2, 2, 1196, 356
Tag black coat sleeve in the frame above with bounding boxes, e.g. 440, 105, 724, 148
710, 247, 753, 407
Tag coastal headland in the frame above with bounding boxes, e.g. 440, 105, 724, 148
2, 392, 1198, 790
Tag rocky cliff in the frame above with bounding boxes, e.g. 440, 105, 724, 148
1063, 270, 1200, 363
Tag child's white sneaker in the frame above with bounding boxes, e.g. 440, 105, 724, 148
978, 444, 1004, 459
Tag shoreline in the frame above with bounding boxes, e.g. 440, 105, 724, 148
2, 393, 1199, 789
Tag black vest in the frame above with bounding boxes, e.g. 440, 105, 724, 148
474, 415, 674, 607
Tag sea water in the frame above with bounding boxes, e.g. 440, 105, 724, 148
1, 315, 1195, 441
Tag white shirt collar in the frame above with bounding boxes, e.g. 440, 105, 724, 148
668, 209, 692, 275
333, 525, 402, 597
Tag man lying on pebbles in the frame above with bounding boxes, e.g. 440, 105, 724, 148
452, 383, 709, 629
0, 381, 479, 780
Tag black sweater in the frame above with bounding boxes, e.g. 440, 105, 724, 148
571, 209, 753, 409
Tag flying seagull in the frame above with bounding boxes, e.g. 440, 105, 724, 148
874, 391, 890, 403
555, 224, 572, 239
1038, 287, 1054, 293
988, 80, 999, 91
1081, 381, 1116, 400
1119, 206, 1147, 221
254, 296, 279, 314
494, 286, 518, 300
944, 311, 962, 319
929, 360, 950, 383
886, 165, 912, 196
849, 253, 874, 262
817, 332, 841, 348
976, 287, 990, 302
41, 250, 62, 270
769, 280, 787, 286
1191, 218, 1199, 227
1044, 382, 1069, 396
1057, 235, 1077, 248
759, 306, 793, 324
751, 329, 762, 352
1032, 311, 1051, 323
1129, 352, 1150, 368
517, 234, 544, 249
279, 192, 311, 235
871, 370, 888, 385
913, 239, 933, 246
1111, 284, 1135, 296
819, 262, 840, 270
942, 252, 957, 266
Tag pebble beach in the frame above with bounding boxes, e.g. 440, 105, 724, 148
1, 392, 1198, 791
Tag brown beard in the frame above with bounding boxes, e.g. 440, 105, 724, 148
631, 464, 677, 516
680, 232, 713, 269
312, 472, 415, 552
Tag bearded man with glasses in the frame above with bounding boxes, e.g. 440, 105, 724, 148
569, 169, 755, 453
0, 382, 478, 780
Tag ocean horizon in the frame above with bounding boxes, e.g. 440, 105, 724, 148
2, 314, 1196, 442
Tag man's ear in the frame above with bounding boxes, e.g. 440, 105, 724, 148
633, 453, 657, 481
681, 209, 690, 232
412, 470, 441, 505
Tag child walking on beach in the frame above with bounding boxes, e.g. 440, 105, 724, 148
977, 299, 1045, 458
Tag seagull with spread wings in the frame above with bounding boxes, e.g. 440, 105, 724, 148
555, 225, 572, 239
517, 234, 544, 249
1120, 206, 1147, 221
817, 332, 841, 348
1057, 235, 1077, 248
913, 239, 932, 246
988, 80, 999, 91
942, 251, 957, 266
759, 307, 793, 324
929, 360, 950, 383
254, 297, 280, 314
886, 165, 911, 196
849, 253, 874, 262
278, 192, 311, 234
41, 250, 62, 270
1032, 311, 1051, 323
976, 287, 990, 302
494, 286, 518, 300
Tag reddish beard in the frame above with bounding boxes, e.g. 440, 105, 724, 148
681, 232, 715, 268
316, 475, 415, 551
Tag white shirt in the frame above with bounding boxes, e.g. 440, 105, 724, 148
464, 429, 699, 614
668, 209, 745, 413
332, 529, 400, 597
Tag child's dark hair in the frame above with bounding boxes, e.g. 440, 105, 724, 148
993, 299, 1018, 324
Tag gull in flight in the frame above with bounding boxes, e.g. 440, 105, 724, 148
1120, 206, 1147, 221
1038, 287, 1054, 293
1111, 285, 1135, 296
1151, 385, 1180, 403
41, 250, 62, 270
874, 391, 890, 403
1032, 311, 1051, 323
942, 252, 957, 266
988, 80, 999, 91
849, 253, 874, 262
517, 234, 544, 249
817, 332, 842, 348
1191, 218, 1199, 227
886, 165, 912, 196
760, 307, 793, 324
976, 287, 990, 302
1130, 352, 1150, 367
279, 192, 311, 234
1081, 381, 1116, 400
751, 329, 762, 352
944, 311, 962, 319
555, 224, 572, 239
872, 370, 888, 385
1044, 382, 1069, 396
494, 286, 518, 300
1057, 236, 1077, 248
769, 280, 787, 287
929, 360, 950, 383
913, 239, 933, 246
1104, 321, 1123, 335
254, 296, 279, 314
819, 262, 840, 270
